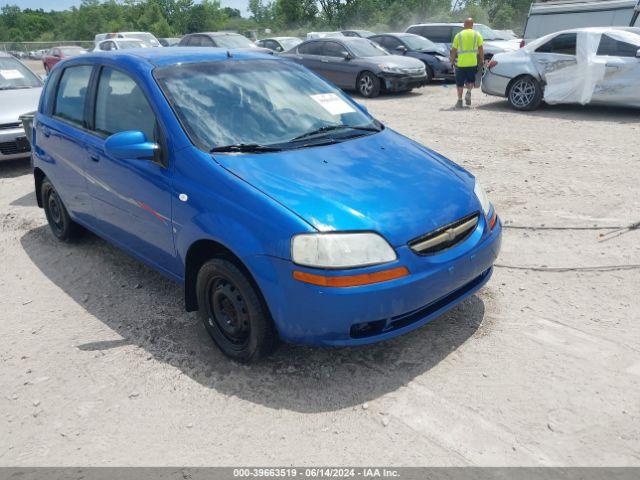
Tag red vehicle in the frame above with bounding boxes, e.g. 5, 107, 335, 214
42, 46, 87, 73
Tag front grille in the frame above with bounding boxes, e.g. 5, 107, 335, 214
0, 122, 21, 130
0, 137, 31, 156
409, 212, 479, 255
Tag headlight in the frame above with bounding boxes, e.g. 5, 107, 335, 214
291, 232, 397, 269
379, 64, 405, 74
435, 55, 448, 62
474, 179, 492, 216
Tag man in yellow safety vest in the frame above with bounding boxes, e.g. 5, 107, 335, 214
450, 18, 484, 108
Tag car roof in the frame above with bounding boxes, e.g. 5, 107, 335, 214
68, 47, 277, 68
408, 22, 488, 27
192, 32, 244, 37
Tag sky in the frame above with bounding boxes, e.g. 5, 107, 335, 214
1, 0, 251, 15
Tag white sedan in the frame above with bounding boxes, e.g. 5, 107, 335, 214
482, 27, 640, 110
93, 39, 148, 52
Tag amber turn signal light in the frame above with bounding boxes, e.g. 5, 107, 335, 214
293, 266, 409, 287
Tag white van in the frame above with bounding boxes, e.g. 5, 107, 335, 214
523, 0, 640, 41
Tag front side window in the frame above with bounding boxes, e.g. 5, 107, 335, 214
324, 41, 348, 57
53, 65, 92, 126
154, 59, 378, 150
94, 67, 156, 141
536, 33, 577, 55
597, 34, 640, 57
213, 34, 254, 49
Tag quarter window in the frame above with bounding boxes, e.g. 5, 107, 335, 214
53, 65, 92, 127
94, 67, 156, 142
597, 34, 639, 57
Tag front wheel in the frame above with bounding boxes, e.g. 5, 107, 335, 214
357, 71, 381, 98
507, 75, 543, 111
424, 65, 434, 84
196, 258, 277, 363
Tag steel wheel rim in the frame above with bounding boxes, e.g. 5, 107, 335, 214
510, 79, 536, 107
46, 188, 64, 233
360, 75, 373, 96
206, 277, 250, 346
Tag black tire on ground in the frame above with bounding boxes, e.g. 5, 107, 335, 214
41, 177, 82, 241
424, 65, 434, 84
357, 71, 381, 98
507, 75, 543, 111
196, 258, 277, 363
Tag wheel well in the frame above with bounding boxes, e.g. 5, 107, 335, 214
34, 168, 46, 208
183, 239, 262, 313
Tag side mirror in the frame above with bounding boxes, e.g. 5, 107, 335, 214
396, 45, 408, 54
276, 46, 283, 52
104, 131, 159, 160
343, 52, 353, 60
636, 48, 640, 58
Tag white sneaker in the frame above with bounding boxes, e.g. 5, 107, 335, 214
465, 91, 472, 106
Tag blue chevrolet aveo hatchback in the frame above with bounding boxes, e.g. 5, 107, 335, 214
32, 48, 501, 362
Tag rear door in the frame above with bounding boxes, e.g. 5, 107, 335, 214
292, 42, 325, 75
592, 32, 640, 106
531, 32, 579, 79
35, 64, 95, 224
82, 66, 177, 273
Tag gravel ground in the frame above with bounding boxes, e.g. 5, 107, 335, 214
1, 70, 639, 466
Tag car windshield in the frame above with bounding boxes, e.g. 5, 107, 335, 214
280, 38, 302, 50
474, 24, 497, 41
60, 47, 86, 56
125, 33, 160, 47
214, 34, 254, 48
118, 40, 145, 49
401, 34, 439, 51
154, 59, 378, 150
347, 38, 389, 57
0, 57, 42, 89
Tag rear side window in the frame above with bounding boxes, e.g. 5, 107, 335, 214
53, 65, 92, 127
597, 34, 639, 57
535, 33, 577, 55
94, 67, 156, 142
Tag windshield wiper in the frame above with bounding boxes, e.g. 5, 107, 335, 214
210, 143, 282, 153
290, 124, 381, 142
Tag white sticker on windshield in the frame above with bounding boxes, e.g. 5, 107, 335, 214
310, 93, 356, 116
0, 69, 24, 80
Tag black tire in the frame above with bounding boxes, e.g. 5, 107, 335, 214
424, 65, 434, 84
357, 71, 381, 98
41, 178, 82, 241
196, 258, 277, 363
507, 75, 543, 111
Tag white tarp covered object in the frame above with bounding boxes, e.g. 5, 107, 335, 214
528, 28, 640, 106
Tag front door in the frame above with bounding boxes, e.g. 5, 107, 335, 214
83, 66, 177, 275
592, 32, 640, 107
320, 41, 354, 87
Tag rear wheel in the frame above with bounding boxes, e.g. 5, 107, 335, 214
41, 178, 82, 241
196, 258, 277, 363
357, 71, 381, 98
507, 75, 543, 111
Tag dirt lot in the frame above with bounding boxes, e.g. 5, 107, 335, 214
1, 68, 639, 466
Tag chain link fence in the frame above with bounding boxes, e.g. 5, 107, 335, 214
0, 41, 94, 59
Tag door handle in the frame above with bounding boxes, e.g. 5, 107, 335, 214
41, 126, 51, 138
90, 155, 100, 162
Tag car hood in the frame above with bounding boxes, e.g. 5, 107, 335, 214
213, 129, 479, 246
360, 55, 423, 69
0, 87, 41, 124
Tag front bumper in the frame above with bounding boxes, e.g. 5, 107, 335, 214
380, 72, 429, 92
247, 215, 502, 347
0, 126, 31, 161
